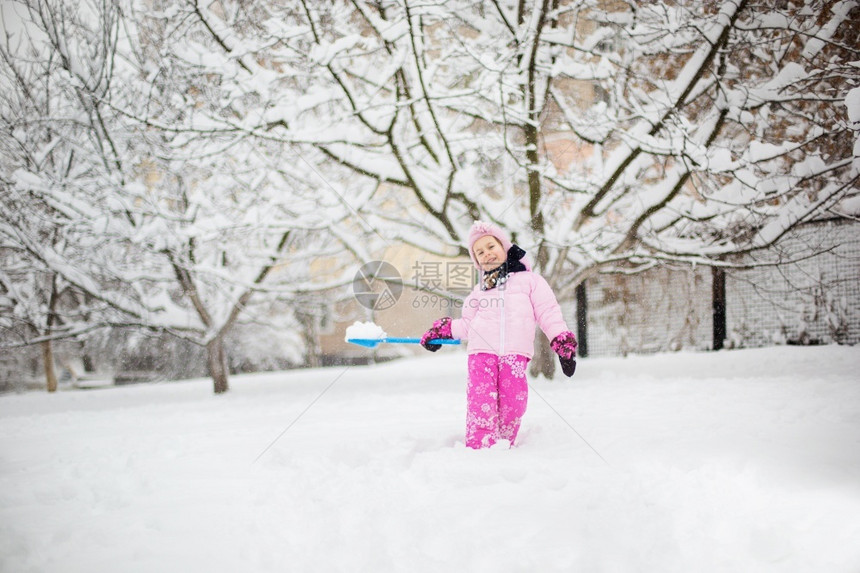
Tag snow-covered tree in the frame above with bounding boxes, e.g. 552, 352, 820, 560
0, 0, 366, 392
0, 0, 135, 390
159, 0, 855, 373
3, 0, 856, 385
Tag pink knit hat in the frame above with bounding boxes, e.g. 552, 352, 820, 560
467, 220, 515, 270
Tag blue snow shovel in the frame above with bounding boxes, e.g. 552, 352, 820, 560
347, 337, 461, 349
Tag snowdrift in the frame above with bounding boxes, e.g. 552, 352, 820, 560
1, 345, 859, 572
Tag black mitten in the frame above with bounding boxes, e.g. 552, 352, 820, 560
559, 356, 577, 377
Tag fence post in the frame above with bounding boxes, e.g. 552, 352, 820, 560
576, 282, 589, 358
712, 266, 726, 350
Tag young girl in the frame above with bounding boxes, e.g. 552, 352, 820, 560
420, 220, 578, 449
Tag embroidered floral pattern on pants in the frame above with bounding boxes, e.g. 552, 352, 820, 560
466, 353, 530, 449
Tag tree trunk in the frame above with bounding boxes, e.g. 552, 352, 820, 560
297, 310, 320, 368
207, 337, 229, 394
42, 340, 58, 393
529, 330, 556, 379
43, 273, 59, 392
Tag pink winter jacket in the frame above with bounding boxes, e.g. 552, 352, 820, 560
450, 271, 569, 359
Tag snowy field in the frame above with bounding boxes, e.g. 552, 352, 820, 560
1, 345, 859, 573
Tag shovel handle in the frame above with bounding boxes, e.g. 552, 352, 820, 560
346, 337, 461, 348
385, 337, 459, 344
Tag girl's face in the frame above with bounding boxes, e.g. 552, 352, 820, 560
473, 235, 504, 271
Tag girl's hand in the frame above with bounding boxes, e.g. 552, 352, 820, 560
550, 331, 577, 359
420, 317, 453, 352
551, 332, 577, 377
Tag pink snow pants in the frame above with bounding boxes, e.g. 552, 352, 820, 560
466, 353, 530, 449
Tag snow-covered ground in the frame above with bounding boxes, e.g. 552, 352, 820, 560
1, 345, 859, 572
